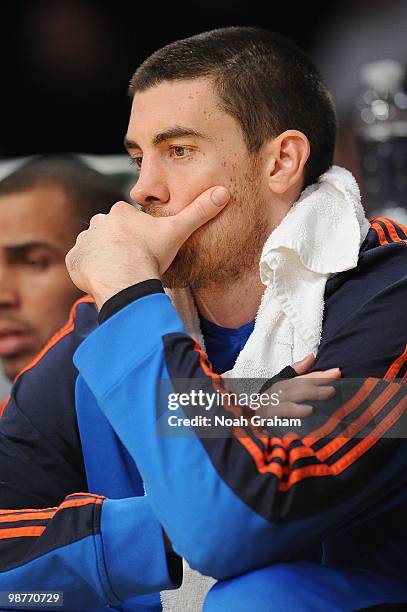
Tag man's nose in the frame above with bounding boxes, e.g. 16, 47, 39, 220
130, 160, 170, 207
0, 266, 19, 308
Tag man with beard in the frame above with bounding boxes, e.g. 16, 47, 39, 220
1, 28, 407, 611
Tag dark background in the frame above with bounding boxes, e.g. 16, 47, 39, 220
0, 0, 337, 158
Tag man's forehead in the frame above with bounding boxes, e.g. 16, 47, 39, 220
0, 185, 72, 235
0, 184, 67, 212
127, 78, 228, 145
132, 78, 221, 117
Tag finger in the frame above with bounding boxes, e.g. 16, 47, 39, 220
315, 385, 336, 400
110, 201, 135, 214
172, 186, 230, 240
65, 247, 81, 274
292, 353, 315, 375
89, 213, 106, 227
260, 402, 313, 419
299, 367, 341, 381
281, 383, 336, 403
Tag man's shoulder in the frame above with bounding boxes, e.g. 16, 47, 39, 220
366, 217, 407, 251
359, 217, 407, 272
317, 218, 407, 377
0, 297, 96, 504
14, 296, 98, 385
1, 296, 99, 421
0, 295, 98, 446
326, 217, 407, 300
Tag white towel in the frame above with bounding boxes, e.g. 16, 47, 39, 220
167, 166, 370, 380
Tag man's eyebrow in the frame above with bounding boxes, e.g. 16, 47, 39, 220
152, 126, 208, 145
124, 136, 140, 151
124, 126, 209, 151
4, 242, 59, 255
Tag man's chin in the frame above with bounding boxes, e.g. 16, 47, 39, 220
161, 259, 240, 290
2, 352, 34, 381
161, 242, 204, 289
161, 264, 214, 290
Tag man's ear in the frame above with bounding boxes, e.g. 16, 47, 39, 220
264, 130, 310, 194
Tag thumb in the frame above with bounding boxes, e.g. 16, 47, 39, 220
292, 353, 315, 376
173, 186, 230, 239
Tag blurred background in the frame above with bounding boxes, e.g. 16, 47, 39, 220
2, 1, 407, 202
1, 0, 334, 158
0, 0, 406, 394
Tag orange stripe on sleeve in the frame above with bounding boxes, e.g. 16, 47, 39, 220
0, 496, 103, 522
287, 444, 316, 463
328, 392, 407, 474
371, 222, 388, 246
370, 217, 407, 245
315, 382, 400, 461
0, 395, 10, 418
304, 378, 379, 446
230, 379, 406, 492
0, 526, 46, 540
192, 340, 222, 381
278, 464, 333, 492
0, 511, 55, 523
237, 434, 283, 478
0, 493, 103, 517
380, 218, 407, 244
265, 446, 286, 462
277, 387, 407, 492
384, 343, 407, 379
59, 496, 103, 511
189, 334, 406, 494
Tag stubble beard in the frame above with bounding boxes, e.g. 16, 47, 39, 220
145, 165, 269, 290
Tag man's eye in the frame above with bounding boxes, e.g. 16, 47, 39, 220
169, 146, 188, 158
130, 156, 142, 168
25, 259, 48, 270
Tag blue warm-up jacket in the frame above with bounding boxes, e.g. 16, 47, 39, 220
0, 218, 406, 611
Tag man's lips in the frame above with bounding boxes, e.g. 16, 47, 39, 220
0, 328, 33, 357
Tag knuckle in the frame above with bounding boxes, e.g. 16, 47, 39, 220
111, 201, 129, 213
281, 402, 299, 416
273, 403, 287, 417
278, 380, 290, 393
89, 213, 105, 226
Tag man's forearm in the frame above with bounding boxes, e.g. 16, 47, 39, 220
0, 493, 181, 606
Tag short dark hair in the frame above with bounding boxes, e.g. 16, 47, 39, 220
0, 155, 125, 232
129, 27, 337, 187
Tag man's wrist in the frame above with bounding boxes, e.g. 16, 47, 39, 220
92, 274, 160, 311
98, 279, 165, 324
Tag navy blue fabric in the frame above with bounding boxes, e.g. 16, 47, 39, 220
0, 300, 95, 508
312, 231, 407, 378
